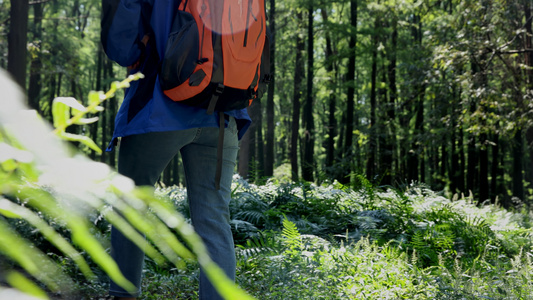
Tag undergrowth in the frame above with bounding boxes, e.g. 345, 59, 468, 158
146, 176, 533, 299
10, 175, 533, 299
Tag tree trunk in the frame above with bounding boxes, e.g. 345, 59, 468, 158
450, 118, 459, 193
490, 133, 503, 203
89, 47, 105, 160
7, 0, 29, 90
466, 130, 478, 197
264, 0, 276, 177
239, 100, 260, 180
407, 13, 425, 184
100, 59, 114, 165
512, 129, 525, 202
301, 6, 315, 182
479, 133, 489, 202
27, 2, 44, 111
320, 9, 337, 179
290, 11, 304, 182
366, 17, 379, 181
381, 20, 397, 186
524, 2, 533, 197
341, 0, 357, 183
458, 125, 466, 192
256, 100, 265, 179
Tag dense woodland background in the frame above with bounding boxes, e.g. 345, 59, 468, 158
2, 0, 533, 207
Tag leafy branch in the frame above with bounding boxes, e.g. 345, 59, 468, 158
51, 72, 144, 153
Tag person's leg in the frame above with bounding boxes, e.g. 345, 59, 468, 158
109, 129, 196, 298
181, 117, 239, 300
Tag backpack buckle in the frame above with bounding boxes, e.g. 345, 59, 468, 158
248, 88, 258, 100
215, 83, 225, 95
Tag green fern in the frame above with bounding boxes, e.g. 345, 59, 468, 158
236, 232, 281, 260
281, 216, 302, 254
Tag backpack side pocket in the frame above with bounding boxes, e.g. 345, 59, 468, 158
160, 11, 199, 90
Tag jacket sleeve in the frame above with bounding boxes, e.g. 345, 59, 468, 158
101, 0, 147, 67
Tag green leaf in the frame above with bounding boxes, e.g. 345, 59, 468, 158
6, 271, 49, 300
54, 97, 87, 112
72, 116, 99, 125
0, 219, 67, 292
1, 159, 18, 172
51, 99, 70, 130
88, 91, 105, 113
57, 132, 102, 154
0, 205, 22, 219
0, 199, 95, 278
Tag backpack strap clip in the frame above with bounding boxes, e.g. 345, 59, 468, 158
206, 83, 225, 115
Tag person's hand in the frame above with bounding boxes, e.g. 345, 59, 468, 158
127, 35, 150, 70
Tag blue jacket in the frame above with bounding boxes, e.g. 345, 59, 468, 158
101, 0, 251, 150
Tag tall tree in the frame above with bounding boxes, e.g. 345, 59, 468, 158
28, 1, 44, 111
366, 17, 379, 181
7, 0, 29, 90
264, 0, 276, 177
301, 5, 315, 182
341, 0, 358, 183
320, 8, 338, 178
290, 11, 305, 182
523, 1, 533, 196
381, 17, 398, 186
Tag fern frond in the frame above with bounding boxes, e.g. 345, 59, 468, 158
236, 232, 282, 260
233, 210, 266, 226
282, 216, 302, 251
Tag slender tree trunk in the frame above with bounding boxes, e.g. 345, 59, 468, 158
27, 2, 44, 111
341, 0, 357, 183
406, 14, 424, 183
490, 133, 503, 203
466, 125, 478, 196
408, 93, 424, 183
239, 100, 260, 179
290, 11, 304, 182
382, 20, 397, 186
7, 0, 29, 90
440, 140, 447, 190
101, 59, 115, 165
264, 0, 276, 177
366, 17, 379, 181
256, 100, 265, 179
301, 6, 315, 182
524, 2, 533, 197
45, 74, 57, 122
512, 129, 525, 202
458, 125, 466, 192
108, 89, 118, 169
450, 118, 460, 194
479, 133, 489, 202
89, 47, 105, 160
320, 9, 337, 178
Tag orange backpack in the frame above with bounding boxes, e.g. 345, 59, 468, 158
160, 0, 271, 114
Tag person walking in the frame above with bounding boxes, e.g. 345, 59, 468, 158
100, 0, 252, 299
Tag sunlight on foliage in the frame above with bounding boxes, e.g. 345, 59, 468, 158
51, 73, 144, 154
